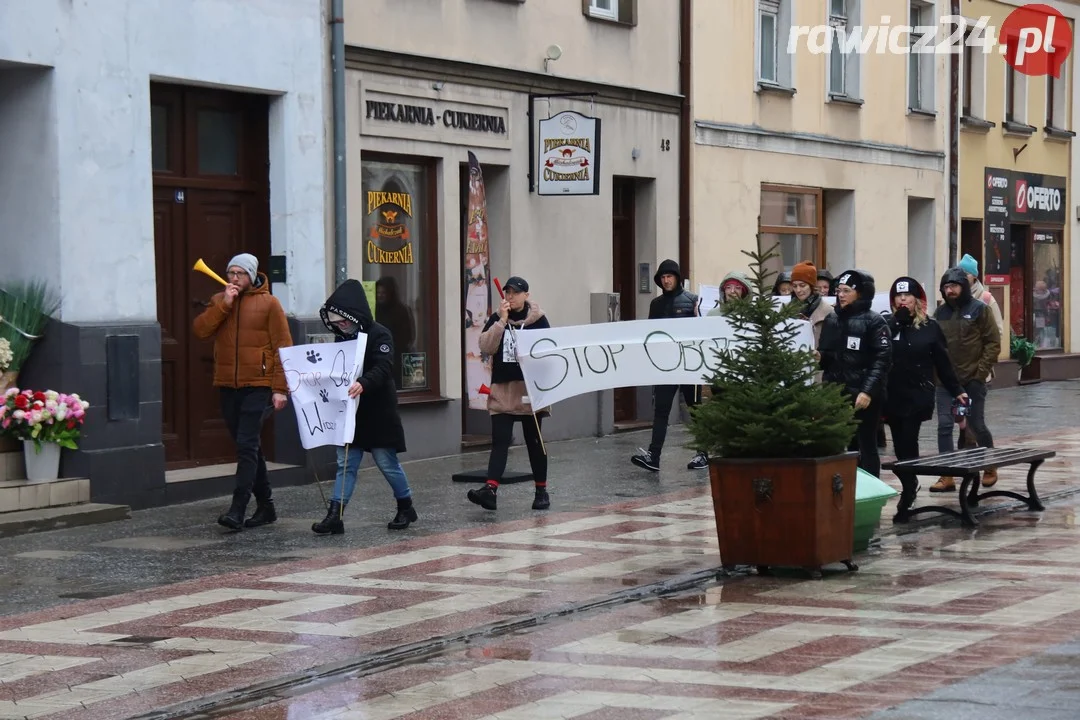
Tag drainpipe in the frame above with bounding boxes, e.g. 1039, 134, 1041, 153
331, 0, 348, 286
678, 0, 692, 280
947, 2, 960, 267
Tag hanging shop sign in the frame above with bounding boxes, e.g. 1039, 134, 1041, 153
536, 110, 601, 196
366, 190, 414, 264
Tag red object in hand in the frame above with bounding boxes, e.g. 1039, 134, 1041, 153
478, 384, 491, 395
493, 278, 504, 299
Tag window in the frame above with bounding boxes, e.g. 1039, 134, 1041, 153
1047, 51, 1069, 131
908, 1, 935, 112
582, 0, 635, 24
197, 109, 240, 176
961, 22, 990, 123
1031, 229, 1063, 350
360, 157, 440, 395
151, 104, 169, 172
759, 185, 824, 277
757, 0, 793, 89
1005, 63, 1028, 126
588, 0, 616, 20
828, 0, 861, 99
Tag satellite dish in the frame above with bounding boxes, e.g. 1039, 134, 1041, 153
546, 44, 563, 60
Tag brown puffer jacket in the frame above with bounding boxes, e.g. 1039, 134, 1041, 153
192, 273, 292, 394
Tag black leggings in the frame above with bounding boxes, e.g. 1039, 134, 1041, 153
847, 403, 883, 478
487, 414, 547, 483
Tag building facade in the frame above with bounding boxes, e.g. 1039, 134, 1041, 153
958, 0, 1077, 380
0, 0, 328, 506
692, 0, 949, 307
341, 0, 684, 456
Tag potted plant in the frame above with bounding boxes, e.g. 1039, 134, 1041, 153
687, 242, 860, 578
0, 388, 89, 482
0, 280, 61, 394
1010, 332, 1036, 381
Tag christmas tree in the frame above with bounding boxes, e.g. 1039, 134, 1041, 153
687, 240, 857, 459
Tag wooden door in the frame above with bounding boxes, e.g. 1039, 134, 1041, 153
612, 178, 637, 423
151, 84, 271, 467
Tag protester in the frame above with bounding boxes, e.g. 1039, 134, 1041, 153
818, 269, 892, 477
310, 279, 418, 535
790, 261, 833, 346
958, 253, 1004, 384
931, 267, 1001, 492
817, 269, 835, 297
192, 253, 292, 530
468, 276, 551, 511
707, 271, 752, 316
632, 260, 708, 473
884, 276, 967, 516
772, 271, 792, 297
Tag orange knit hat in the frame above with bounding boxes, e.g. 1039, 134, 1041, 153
791, 261, 817, 287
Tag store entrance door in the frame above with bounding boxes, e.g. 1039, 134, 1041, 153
1009, 223, 1029, 339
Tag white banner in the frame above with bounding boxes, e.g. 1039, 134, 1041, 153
279, 338, 366, 449
514, 316, 815, 409
699, 283, 893, 316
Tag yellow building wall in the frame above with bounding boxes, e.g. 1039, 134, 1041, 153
958, 0, 1073, 357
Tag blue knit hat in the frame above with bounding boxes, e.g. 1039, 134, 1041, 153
958, 254, 979, 278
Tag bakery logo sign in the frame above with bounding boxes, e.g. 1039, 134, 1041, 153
536, 111, 601, 196
366, 190, 414, 264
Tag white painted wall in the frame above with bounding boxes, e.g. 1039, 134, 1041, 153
0, 0, 328, 322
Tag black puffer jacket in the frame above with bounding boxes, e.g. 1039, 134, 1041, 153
819, 271, 892, 404
885, 308, 963, 421
320, 279, 406, 452
648, 259, 699, 319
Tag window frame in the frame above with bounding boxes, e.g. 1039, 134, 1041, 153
907, 0, 936, 114
756, 0, 794, 92
759, 184, 826, 270
358, 151, 443, 401
827, 0, 862, 101
582, 0, 635, 26
1046, 52, 1072, 134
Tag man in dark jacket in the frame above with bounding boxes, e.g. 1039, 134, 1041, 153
310, 279, 418, 535
818, 269, 892, 477
631, 259, 708, 473
929, 267, 1001, 493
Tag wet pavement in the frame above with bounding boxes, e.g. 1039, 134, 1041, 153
0, 380, 1076, 719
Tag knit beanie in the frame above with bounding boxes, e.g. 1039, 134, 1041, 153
227, 253, 258, 285
791, 261, 817, 287
889, 276, 926, 304
958, 253, 979, 278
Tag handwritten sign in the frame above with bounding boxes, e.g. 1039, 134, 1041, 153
514, 316, 815, 409
279, 338, 366, 449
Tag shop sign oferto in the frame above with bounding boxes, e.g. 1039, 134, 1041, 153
537, 110, 601, 196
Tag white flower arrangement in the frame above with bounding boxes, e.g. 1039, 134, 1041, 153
0, 316, 13, 371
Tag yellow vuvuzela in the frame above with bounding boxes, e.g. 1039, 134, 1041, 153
193, 258, 228, 286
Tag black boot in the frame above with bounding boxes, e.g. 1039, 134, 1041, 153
532, 487, 550, 510
217, 491, 249, 531
387, 497, 418, 530
892, 479, 920, 524
467, 484, 497, 510
244, 499, 277, 528
312, 500, 345, 535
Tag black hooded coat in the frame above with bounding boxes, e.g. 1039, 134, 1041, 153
320, 280, 407, 452
648, 259, 699, 319
818, 270, 893, 404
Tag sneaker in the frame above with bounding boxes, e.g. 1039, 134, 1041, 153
631, 449, 660, 472
532, 489, 550, 510
930, 476, 955, 493
687, 452, 709, 470
467, 484, 498, 510
981, 468, 998, 487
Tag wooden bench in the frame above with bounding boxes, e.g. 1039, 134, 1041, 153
882, 447, 1055, 528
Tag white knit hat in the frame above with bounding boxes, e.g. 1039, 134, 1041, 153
226, 253, 258, 284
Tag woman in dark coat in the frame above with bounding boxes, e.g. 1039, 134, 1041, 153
818, 269, 892, 477
311, 279, 417, 535
884, 276, 967, 517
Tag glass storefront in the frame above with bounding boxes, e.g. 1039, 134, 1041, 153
360, 157, 438, 393
1032, 229, 1063, 350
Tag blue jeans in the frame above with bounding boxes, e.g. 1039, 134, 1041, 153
331, 446, 411, 505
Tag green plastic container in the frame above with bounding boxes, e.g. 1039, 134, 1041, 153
853, 468, 899, 552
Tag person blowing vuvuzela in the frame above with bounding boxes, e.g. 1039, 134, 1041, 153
192, 253, 292, 531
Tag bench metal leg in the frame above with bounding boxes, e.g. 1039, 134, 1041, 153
957, 473, 979, 528
975, 459, 1046, 512
892, 473, 971, 526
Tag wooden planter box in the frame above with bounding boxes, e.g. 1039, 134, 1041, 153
709, 452, 859, 577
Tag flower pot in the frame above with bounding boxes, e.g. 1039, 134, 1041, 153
23, 441, 60, 483
708, 452, 858, 574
